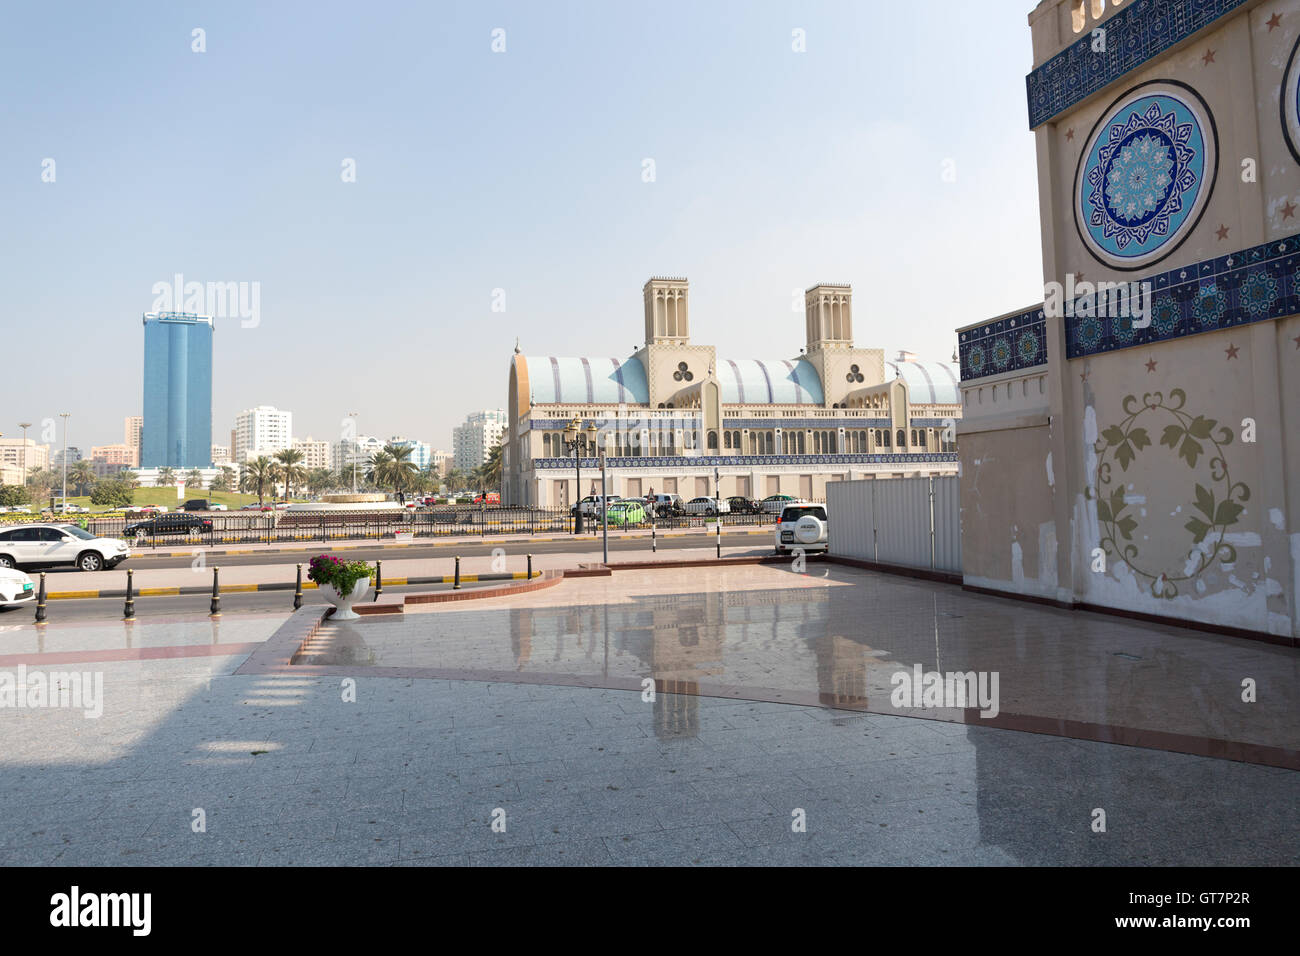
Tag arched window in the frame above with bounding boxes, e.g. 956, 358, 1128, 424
722, 431, 731, 450
708, 431, 718, 450
882, 430, 891, 448
1072, 0, 1086, 33
897, 429, 906, 449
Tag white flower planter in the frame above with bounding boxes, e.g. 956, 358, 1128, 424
327, 576, 370, 621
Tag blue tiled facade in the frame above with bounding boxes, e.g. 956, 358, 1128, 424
530, 417, 893, 431
958, 306, 1048, 383
1025, 0, 1249, 129
1066, 236, 1300, 358
533, 453, 958, 470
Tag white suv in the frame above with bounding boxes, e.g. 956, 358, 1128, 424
0, 524, 131, 572
774, 503, 828, 555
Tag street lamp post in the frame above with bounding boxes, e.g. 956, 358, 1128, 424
563, 418, 598, 534
18, 422, 31, 492
347, 412, 359, 493
59, 413, 70, 513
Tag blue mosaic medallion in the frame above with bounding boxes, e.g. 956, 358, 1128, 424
1075, 83, 1217, 271
1283, 34, 1300, 165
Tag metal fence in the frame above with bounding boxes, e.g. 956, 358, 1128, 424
30, 506, 784, 549
826, 477, 961, 573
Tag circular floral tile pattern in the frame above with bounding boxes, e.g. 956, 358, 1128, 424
990, 336, 1012, 371
1075, 81, 1217, 271
1282, 35, 1300, 164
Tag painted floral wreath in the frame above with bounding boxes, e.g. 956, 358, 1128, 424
1088, 389, 1249, 599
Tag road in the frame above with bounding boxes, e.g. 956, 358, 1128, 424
47, 530, 770, 571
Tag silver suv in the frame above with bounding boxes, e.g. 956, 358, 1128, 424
774, 503, 828, 555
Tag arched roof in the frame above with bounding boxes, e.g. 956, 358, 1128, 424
718, 358, 823, 405
522, 356, 649, 405
884, 360, 960, 405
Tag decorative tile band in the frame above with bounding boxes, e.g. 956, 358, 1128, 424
1066, 235, 1300, 358
532, 453, 959, 470
959, 306, 1049, 382
1026, 0, 1249, 129
530, 417, 894, 430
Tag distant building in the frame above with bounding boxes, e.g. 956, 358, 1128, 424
504, 278, 960, 507
234, 405, 293, 463
141, 312, 213, 468
51, 446, 83, 467
124, 416, 143, 462
292, 437, 331, 470
0, 437, 49, 476
428, 449, 451, 477
331, 436, 385, 482
91, 444, 138, 468
388, 437, 432, 470
453, 410, 507, 473
210, 444, 231, 465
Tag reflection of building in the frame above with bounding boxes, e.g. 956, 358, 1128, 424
958, 0, 1300, 641
453, 411, 507, 473
505, 278, 961, 507
142, 312, 213, 468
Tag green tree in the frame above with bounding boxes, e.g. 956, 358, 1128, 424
480, 443, 503, 491
0, 484, 31, 506
209, 467, 235, 492
185, 468, 204, 491
156, 467, 175, 487
69, 459, 96, 496
368, 444, 419, 498
306, 467, 334, 496
273, 448, 307, 500
242, 456, 275, 506
90, 477, 133, 509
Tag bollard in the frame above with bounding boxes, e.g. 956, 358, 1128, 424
124, 568, 135, 620
209, 566, 221, 617
374, 560, 383, 601
453, 555, 461, 590
651, 512, 657, 552
293, 563, 303, 610
716, 514, 722, 559
527, 553, 533, 579
34, 571, 47, 623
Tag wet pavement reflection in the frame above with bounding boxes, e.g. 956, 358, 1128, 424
295, 565, 1300, 766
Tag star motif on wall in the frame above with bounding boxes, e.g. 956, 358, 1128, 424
1216, 224, 1230, 240
1066, 127, 1075, 141
1080, 369, 1090, 382
1283, 200, 1297, 220
1145, 357, 1158, 372
1202, 48, 1216, 65
1225, 343, 1240, 360
1076, 272, 1085, 283
1267, 12, 1282, 32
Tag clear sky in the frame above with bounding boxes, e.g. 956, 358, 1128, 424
1, 0, 1044, 455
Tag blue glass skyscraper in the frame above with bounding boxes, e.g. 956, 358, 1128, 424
141, 312, 213, 468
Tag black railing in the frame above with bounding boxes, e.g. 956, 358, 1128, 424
60, 505, 788, 548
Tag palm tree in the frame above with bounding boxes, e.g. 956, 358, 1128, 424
368, 443, 419, 499
156, 467, 175, 487
480, 443, 503, 491
306, 467, 334, 496
274, 448, 307, 500
69, 459, 96, 496
242, 456, 275, 506
119, 470, 140, 490
444, 467, 466, 493
185, 468, 204, 491
210, 466, 235, 492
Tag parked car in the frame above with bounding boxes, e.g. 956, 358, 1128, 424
0, 566, 36, 608
208, 503, 228, 511
727, 496, 761, 515
56, 504, 89, 514
571, 495, 622, 517
0, 524, 131, 572
644, 493, 686, 517
473, 492, 500, 505
759, 494, 798, 514
683, 496, 730, 516
774, 503, 829, 554
123, 513, 213, 539
605, 501, 647, 527
182, 499, 212, 511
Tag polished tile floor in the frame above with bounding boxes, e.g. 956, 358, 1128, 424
298, 565, 1299, 764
